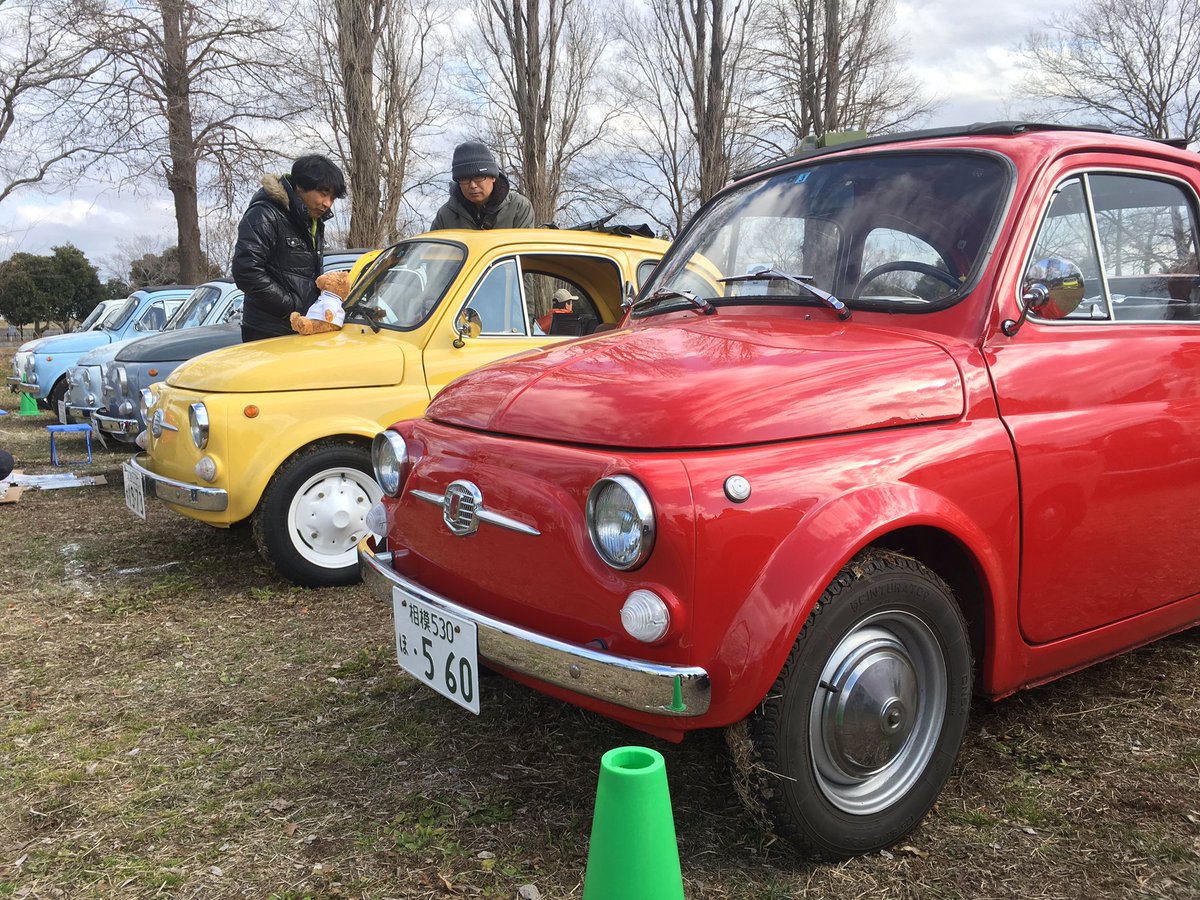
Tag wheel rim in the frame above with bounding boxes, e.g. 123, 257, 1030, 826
286, 466, 382, 569
808, 610, 947, 815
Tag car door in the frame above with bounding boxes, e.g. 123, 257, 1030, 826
422, 250, 626, 399
987, 167, 1200, 644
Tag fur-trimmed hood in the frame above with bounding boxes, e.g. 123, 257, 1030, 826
254, 173, 334, 224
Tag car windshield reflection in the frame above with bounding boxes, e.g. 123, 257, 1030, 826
347, 241, 466, 330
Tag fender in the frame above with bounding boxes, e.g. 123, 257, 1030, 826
691, 428, 1020, 727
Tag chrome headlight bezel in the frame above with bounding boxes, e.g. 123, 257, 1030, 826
116, 365, 128, 393
371, 430, 409, 497
586, 475, 656, 571
188, 402, 209, 449
139, 388, 155, 422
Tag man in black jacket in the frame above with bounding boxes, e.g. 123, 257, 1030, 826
232, 155, 347, 342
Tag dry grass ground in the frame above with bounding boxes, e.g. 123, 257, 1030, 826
0, 348, 1197, 899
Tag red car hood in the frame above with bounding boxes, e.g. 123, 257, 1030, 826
427, 316, 965, 449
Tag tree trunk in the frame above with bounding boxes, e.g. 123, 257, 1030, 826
337, 0, 383, 247
160, 0, 203, 284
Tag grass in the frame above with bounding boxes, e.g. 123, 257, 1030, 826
1, 349, 1198, 898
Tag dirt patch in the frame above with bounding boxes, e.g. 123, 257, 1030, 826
0, 351, 1197, 898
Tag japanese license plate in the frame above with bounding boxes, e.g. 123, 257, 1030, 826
123, 462, 146, 520
393, 588, 480, 714
57, 400, 68, 424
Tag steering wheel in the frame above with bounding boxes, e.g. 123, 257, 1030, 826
856, 260, 961, 298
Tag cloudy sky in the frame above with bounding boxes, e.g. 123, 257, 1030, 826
0, 0, 1055, 274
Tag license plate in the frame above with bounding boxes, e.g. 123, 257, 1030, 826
57, 400, 68, 423
393, 588, 480, 714
123, 462, 147, 520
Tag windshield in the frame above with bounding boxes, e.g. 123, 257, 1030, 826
169, 285, 223, 331
347, 241, 466, 329
102, 297, 137, 331
642, 151, 1009, 316
78, 302, 110, 331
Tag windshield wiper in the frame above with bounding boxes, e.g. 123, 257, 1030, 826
718, 266, 851, 320
631, 288, 716, 316
344, 304, 382, 333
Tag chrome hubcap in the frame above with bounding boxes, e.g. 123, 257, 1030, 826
809, 611, 947, 815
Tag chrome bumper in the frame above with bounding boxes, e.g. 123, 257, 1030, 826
65, 404, 97, 421
6, 376, 22, 391
127, 453, 228, 512
16, 380, 38, 394
94, 412, 140, 435
359, 540, 711, 718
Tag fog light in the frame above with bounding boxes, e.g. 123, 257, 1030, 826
195, 456, 217, 482
620, 590, 670, 643
365, 501, 388, 538
135, 430, 149, 450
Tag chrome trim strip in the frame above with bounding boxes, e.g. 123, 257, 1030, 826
411, 488, 541, 536
359, 539, 710, 717
94, 412, 141, 435
127, 453, 228, 512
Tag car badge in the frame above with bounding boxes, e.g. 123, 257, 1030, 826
442, 480, 483, 536
151, 408, 166, 437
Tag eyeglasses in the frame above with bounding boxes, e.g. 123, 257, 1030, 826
457, 175, 495, 187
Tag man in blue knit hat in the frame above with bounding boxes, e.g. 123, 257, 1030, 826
430, 141, 534, 230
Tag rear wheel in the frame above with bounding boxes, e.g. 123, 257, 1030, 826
733, 549, 972, 859
46, 377, 70, 417
253, 441, 382, 587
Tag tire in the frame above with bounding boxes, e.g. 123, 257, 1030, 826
252, 441, 382, 588
733, 549, 972, 859
47, 377, 72, 420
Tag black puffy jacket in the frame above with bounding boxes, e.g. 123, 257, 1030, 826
232, 174, 331, 339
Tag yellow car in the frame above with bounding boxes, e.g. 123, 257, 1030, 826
124, 228, 670, 586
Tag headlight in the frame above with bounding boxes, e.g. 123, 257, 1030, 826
189, 402, 209, 449
139, 389, 155, 422
371, 430, 409, 497
587, 475, 655, 570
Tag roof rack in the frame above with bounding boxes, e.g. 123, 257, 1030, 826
733, 121, 1117, 181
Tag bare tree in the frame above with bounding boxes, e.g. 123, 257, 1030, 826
455, 0, 614, 224
0, 0, 113, 206
757, 0, 935, 148
299, 0, 449, 246
598, 0, 767, 234
72, 0, 294, 283
1018, 0, 1200, 144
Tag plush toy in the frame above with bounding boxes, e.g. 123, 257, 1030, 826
290, 271, 352, 335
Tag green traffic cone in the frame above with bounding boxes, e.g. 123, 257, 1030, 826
582, 746, 684, 900
18, 392, 38, 416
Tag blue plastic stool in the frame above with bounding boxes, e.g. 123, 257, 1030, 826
46, 423, 93, 467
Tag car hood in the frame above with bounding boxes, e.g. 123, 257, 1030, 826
167, 329, 403, 392
426, 316, 965, 449
118, 323, 241, 364
79, 337, 140, 367
31, 331, 109, 354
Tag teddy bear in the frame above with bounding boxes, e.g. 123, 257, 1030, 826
289, 271, 352, 335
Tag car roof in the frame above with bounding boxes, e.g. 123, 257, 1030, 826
402, 228, 671, 255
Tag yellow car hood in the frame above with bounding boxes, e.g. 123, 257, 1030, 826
166, 328, 404, 392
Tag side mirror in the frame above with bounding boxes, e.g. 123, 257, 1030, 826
452, 308, 482, 348
1002, 257, 1085, 336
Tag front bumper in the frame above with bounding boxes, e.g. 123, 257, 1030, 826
127, 453, 228, 512
359, 540, 711, 718
16, 380, 38, 395
94, 412, 141, 435
6, 376, 22, 391
66, 404, 98, 421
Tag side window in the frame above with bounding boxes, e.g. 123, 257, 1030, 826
134, 302, 167, 331
221, 294, 245, 323
636, 259, 659, 287
1026, 174, 1200, 323
1090, 174, 1200, 321
466, 258, 525, 335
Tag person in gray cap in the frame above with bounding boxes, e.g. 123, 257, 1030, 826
429, 141, 534, 231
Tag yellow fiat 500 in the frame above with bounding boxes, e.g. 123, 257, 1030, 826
123, 228, 670, 586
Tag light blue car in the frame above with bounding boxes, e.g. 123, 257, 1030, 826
7, 299, 127, 395
63, 280, 244, 428
13, 286, 194, 414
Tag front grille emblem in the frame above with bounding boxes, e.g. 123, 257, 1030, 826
442, 480, 483, 536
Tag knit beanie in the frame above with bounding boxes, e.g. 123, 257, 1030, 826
451, 142, 500, 181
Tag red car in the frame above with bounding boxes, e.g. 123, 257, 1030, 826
360, 123, 1200, 858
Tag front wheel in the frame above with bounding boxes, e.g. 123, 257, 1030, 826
734, 549, 972, 859
253, 441, 382, 587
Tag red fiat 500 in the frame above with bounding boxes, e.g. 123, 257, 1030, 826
360, 123, 1200, 858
